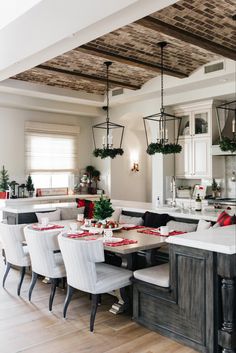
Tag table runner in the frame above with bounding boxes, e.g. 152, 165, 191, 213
137, 229, 185, 237
121, 225, 145, 231
104, 238, 138, 247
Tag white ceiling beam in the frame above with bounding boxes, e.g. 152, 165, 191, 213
0, 0, 178, 81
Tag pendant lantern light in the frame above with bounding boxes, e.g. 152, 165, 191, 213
92, 62, 125, 159
216, 100, 236, 153
143, 42, 182, 155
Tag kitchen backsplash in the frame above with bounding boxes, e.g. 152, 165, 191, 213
225, 156, 236, 198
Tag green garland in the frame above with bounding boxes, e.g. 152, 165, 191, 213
146, 143, 182, 155
219, 136, 236, 153
93, 148, 124, 159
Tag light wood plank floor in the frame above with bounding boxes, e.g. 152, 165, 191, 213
0, 258, 198, 353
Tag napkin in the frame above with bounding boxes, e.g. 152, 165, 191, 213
32, 224, 64, 231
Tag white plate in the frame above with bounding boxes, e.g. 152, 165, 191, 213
121, 223, 136, 228
81, 225, 122, 232
104, 237, 123, 243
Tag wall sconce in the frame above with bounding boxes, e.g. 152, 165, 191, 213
131, 162, 139, 172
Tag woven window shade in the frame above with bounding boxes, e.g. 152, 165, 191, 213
25, 122, 79, 173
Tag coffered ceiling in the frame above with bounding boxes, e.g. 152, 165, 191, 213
11, 0, 236, 95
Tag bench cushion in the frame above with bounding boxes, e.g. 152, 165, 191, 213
167, 220, 197, 232
134, 263, 169, 287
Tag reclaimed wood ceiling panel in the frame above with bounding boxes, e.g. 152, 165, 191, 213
11, 0, 235, 95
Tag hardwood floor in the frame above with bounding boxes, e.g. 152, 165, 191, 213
0, 257, 197, 353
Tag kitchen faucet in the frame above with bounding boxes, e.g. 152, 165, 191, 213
170, 176, 176, 207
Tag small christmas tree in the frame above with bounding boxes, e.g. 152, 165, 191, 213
0, 165, 9, 191
94, 195, 114, 220
26, 175, 35, 192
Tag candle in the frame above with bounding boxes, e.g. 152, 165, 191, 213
102, 136, 106, 145
232, 119, 236, 133
165, 128, 168, 140
108, 134, 113, 146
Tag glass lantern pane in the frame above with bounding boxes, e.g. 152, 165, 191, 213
179, 115, 190, 136
194, 112, 208, 134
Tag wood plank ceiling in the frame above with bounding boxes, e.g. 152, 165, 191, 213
11, 0, 236, 95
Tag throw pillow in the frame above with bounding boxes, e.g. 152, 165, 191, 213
111, 207, 122, 222
60, 207, 85, 220
216, 211, 232, 226
119, 214, 144, 226
36, 209, 61, 223
167, 220, 197, 232
142, 212, 172, 228
77, 199, 94, 219
197, 219, 212, 231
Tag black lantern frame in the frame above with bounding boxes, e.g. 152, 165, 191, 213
92, 62, 125, 159
143, 42, 182, 155
216, 100, 236, 153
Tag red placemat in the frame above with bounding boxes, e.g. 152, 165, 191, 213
104, 238, 138, 247
137, 229, 185, 237
32, 224, 64, 231
121, 225, 145, 231
67, 232, 94, 239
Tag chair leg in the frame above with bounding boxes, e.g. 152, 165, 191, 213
63, 285, 74, 318
49, 278, 59, 311
28, 272, 38, 301
2, 262, 11, 288
90, 294, 99, 332
17, 266, 26, 296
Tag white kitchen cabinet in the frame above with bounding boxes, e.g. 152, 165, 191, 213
175, 139, 192, 177
192, 137, 211, 177
174, 100, 218, 179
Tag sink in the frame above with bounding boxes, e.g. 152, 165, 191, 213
155, 206, 180, 212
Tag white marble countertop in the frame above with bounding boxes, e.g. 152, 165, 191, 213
3, 194, 99, 204
3, 202, 77, 214
166, 225, 236, 254
111, 199, 222, 222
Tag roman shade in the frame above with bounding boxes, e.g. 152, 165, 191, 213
25, 121, 80, 173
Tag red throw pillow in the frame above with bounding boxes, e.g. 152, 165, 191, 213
216, 211, 232, 226
77, 199, 94, 219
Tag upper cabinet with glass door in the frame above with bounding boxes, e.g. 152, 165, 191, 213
193, 111, 209, 136
178, 114, 191, 138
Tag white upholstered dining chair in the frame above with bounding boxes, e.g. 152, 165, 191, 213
24, 226, 66, 311
58, 234, 132, 332
0, 223, 31, 295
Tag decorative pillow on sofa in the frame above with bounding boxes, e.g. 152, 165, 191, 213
111, 207, 122, 222
119, 214, 144, 226
167, 220, 197, 232
142, 212, 173, 228
197, 219, 212, 231
36, 209, 61, 223
77, 199, 94, 219
60, 207, 85, 220
216, 211, 233, 226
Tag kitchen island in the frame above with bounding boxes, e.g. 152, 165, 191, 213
133, 225, 236, 353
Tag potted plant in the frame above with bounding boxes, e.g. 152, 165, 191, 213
211, 178, 217, 198
93, 195, 114, 221
85, 165, 101, 194
26, 175, 35, 197
0, 165, 10, 199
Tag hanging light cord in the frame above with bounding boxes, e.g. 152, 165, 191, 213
160, 43, 164, 111
106, 62, 110, 123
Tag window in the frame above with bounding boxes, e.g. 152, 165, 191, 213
25, 122, 79, 189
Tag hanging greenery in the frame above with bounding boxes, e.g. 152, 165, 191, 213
146, 143, 182, 155
219, 136, 236, 153
93, 195, 114, 220
93, 148, 124, 159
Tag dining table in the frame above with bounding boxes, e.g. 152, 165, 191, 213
24, 221, 170, 314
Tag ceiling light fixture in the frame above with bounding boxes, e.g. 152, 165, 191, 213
143, 42, 182, 155
92, 61, 125, 159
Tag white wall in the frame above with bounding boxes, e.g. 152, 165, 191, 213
0, 105, 93, 183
